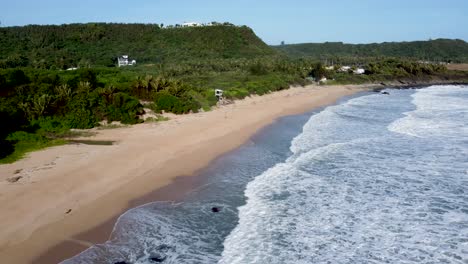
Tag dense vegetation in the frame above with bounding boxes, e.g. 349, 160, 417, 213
0, 23, 309, 162
0, 23, 275, 69
307, 59, 468, 85
273, 39, 468, 63
1, 23, 467, 163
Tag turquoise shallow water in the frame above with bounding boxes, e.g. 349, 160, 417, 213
64, 85, 468, 264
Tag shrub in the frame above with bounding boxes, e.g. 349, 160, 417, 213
309, 62, 327, 79
249, 62, 268, 75
155, 92, 183, 113
1, 131, 65, 164
30, 116, 70, 136
0, 139, 15, 159
106, 92, 144, 124
154, 91, 200, 114
65, 108, 98, 129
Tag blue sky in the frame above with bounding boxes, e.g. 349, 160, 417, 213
1, 0, 467, 45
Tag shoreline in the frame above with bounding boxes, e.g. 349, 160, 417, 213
0, 81, 460, 263
373, 79, 468, 91
0, 83, 370, 263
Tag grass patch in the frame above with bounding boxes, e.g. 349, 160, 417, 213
0, 136, 66, 164
0, 131, 113, 164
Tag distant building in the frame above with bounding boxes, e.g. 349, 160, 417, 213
339, 66, 351, 72
118, 55, 136, 67
66, 67, 78, 71
182, 22, 202, 27
353, 68, 365, 75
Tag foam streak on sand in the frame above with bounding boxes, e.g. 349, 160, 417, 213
0, 84, 368, 263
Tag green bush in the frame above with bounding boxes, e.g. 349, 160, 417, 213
106, 93, 144, 124
1, 131, 65, 164
155, 92, 184, 113
249, 62, 269, 75
30, 116, 70, 136
154, 91, 200, 114
65, 108, 97, 129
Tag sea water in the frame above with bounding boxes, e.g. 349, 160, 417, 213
63, 85, 468, 264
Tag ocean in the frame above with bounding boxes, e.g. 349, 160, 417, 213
63, 85, 468, 264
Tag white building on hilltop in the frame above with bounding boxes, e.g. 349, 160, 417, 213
118, 55, 136, 67
182, 22, 202, 27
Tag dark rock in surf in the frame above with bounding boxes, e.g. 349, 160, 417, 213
114, 262, 128, 264
150, 255, 166, 262
381, 91, 390, 95
211, 207, 220, 213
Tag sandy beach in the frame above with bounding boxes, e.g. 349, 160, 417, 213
0, 84, 372, 263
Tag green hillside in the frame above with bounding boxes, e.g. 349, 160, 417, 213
0, 23, 276, 69
273, 39, 468, 63
1, 23, 467, 163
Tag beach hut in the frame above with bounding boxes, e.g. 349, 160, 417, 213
215, 89, 224, 100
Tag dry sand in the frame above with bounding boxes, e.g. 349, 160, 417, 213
0, 84, 373, 263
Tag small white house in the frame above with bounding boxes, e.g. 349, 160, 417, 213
182, 22, 202, 27
353, 68, 365, 75
66, 67, 78, 71
325, 66, 334, 70
118, 55, 136, 67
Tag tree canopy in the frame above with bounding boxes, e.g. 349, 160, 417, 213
0, 23, 276, 69
273, 39, 468, 63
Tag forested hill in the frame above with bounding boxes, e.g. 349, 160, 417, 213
0, 23, 276, 69
273, 39, 468, 63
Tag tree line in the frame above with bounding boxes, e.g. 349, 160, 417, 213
274, 39, 468, 63
0, 23, 275, 69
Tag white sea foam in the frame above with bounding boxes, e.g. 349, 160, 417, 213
388, 85, 468, 138
63, 86, 468, 264
64, 201, 233, 264
220, 86, 468, 264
